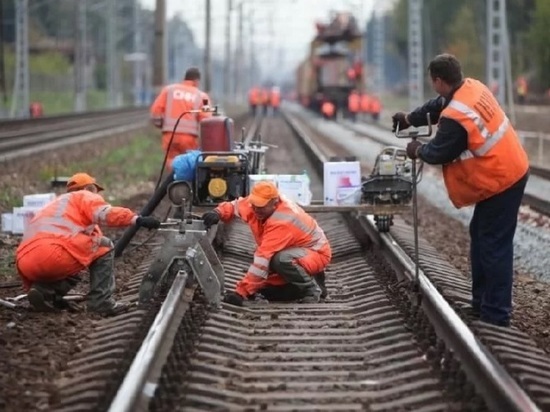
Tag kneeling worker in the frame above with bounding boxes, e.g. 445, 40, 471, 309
16, 173, 161, 316
202, 181, 331, 306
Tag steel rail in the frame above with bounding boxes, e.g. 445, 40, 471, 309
282, 109, 540, 412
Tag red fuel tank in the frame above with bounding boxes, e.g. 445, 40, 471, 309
199, 116, 235, 152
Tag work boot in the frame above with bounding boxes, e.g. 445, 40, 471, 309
314, 271, 328, 299
27, 287, 56, 312
94, 301, 132, 317
300, 289, 321, 304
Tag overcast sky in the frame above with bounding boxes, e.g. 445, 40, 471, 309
139, 0, 397, 81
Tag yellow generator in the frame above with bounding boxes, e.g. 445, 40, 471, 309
194, 152, 249, 206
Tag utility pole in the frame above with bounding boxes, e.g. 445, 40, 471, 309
133, 0, 142, 106
224, 0, 233, 99
235, 2, 243, 101
153, 0, 166, 93
407, 0, 423, 110
74, 0, 87, 112
106, 0, 119, 108
10, 0, 29, 118
204, 0, 212, 93
0, 2, 7, 105
248, 11, 255, 92
372, 12, 385, 96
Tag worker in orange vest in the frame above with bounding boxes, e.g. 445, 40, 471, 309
201, 181, 331, 306
516, 76, 528, 104
260, 88, 270, 116
321, 99, 335, 120
359, 93, 371, 122
16, 173, 161, 316
369, 96, 382, 122
392, 54, 529, 327
270, 87, 281, 116
248, 86, 260, 116
150, 67, 212, 170
347, 90, 360, 122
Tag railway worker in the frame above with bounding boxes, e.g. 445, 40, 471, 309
347, 90, 360, 122
201, 181, 331, 306
321, 99, 335, 120
270, 87, 281, 116
150, 67, 212, 170
369, 96, 382, 122
392, 53, 529, 327
360, 93, 371, 122
15, 173, 162, 316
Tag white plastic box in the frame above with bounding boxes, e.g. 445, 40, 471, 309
323, 161, 362, 206
248, 174, 278, 191
23, 193, 56, 209
1, 213, 13, 233
12, 206, 42, 235
276, 174, 312, 206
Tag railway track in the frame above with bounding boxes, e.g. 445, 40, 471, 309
50, 112, 550, 412
0, 108, 149, 162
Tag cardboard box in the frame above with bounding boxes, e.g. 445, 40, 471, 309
277, 174, 312, 206
1, 213, 13, 233
23, 193, 56, 209
12, 207, 42, 235
323, 161, 361, 206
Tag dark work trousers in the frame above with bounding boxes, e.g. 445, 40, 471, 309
469, 172, 528, 326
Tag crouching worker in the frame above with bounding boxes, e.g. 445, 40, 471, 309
15, 173, 161, 316
201, 181, 331, 306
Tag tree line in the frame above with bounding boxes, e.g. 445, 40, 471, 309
388, 0, 550, 95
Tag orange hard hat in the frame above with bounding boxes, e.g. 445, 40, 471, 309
67, 172, 104, 192
248, 181, 279, 207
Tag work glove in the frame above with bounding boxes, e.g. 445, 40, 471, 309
406, 140, 423, 159
223, 291, 244, 306
392, 112, 410, 133
136, 216, 161, 229
202, 210, 220, 229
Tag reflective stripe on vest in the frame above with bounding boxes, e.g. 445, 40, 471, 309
447, 100, 511, 159
162, 85, 202, 134
23, 193, 101, 241
270, 210, 328, 251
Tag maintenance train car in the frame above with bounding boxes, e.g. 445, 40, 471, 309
295, 12, 364, 115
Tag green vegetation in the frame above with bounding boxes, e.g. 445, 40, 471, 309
388, 0, 550, 95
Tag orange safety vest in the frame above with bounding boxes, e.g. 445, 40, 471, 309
360, 94, 371, 113
370, 97, 381, 114
17, 191, 137, 271
348, 92, 360, 113
216, 197, 332, 296
270, 90, 281, 108
440, 78, 529, 208
150, 80, 211, 135
321, 101, 335, 117
249, 88, 260, 105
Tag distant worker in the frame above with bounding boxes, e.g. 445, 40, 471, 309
270, 87, 281, 116
201, 181, 331, 306
29, 102, 43, 118
150, 67, 212, 170
16, 173, 161, 316
360, 93, 371, 122
321, 99, 335, 120
261, 88, 270, 116
392, 54, 529, 327
248, 86, 260, 116
369, 96, 382, 122
516, 76, 528, 104
347, 90, 360, 122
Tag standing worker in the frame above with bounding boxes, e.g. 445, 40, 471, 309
16, 173, 161, 316
347, 90, 360, 122
270, 86, 281, 116
150, 67, 212, 170
392, 54, 529, 327
201, 181, 331, 306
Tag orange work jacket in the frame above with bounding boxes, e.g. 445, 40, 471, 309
360, 94, 371, 113
369, 97, 381, 114
150, 80, 211, 135
348, 92, 360, 113
216, 196, 332, 296
17, 191, 137, 272
321, 101, 335, 117
270, 90, 281, 108
440, 78, 529, 208
248, 88, 260, 105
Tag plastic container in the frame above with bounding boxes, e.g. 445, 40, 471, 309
199, 116, 235, 152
